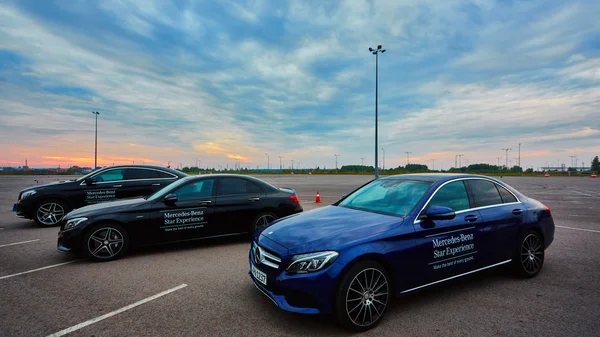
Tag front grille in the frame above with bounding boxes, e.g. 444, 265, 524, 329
252, 243, 281, 270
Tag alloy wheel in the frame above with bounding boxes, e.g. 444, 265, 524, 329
255, 214, 276, 230
521, 233, 543, 274
36, 202, 65, 226
87, 227, 124, 259
345, 268, 389, 327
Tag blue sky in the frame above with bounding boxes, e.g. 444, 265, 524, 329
0, 0, 599, 170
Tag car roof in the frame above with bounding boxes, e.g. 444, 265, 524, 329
97, 165, 186, 177
381, 173, 498, 183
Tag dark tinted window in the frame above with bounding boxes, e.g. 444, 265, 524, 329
174, 179, 214, 201
497, 185, 517, 203
218, 178, 262, 195
468, 180, 503, 207
125, 168, 160, 180
428, 180, 470, 212
94, 169, 125, 182
158, 171, 176, 179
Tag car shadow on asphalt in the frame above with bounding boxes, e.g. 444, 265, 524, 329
128, 234, 251, 258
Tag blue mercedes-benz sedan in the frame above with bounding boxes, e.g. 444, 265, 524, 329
248, 174, 555, 331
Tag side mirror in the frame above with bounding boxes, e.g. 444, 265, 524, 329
84, 177, 97, 185
421, 206, 455, 221
339, 194, 346, 200
163, 193, 178, 205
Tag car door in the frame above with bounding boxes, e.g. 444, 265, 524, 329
412, 180, 483, 285
465, 179, 524, 263
121, 168, 164, 199
79, 168, 128, 206
148, 178, 217, 244
214, 177, 267, 234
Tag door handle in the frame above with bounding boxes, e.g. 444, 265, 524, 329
464, 214, 478, 222
152, 183, 161, 186
512, 209, 524, 215
248, 197, 260, 202
198, 200, 212, 205
112, 185, 122, 188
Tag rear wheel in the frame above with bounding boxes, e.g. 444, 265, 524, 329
513, 230, 544, 278
251, 212, 278, 234
335, 260, 391, 332
83, 223, 129, 262
34, 199, 69, 227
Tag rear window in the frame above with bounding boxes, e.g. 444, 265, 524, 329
338, 179, 431, 217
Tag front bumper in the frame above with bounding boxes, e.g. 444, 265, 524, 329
57, 226, 86, 253
248, 247, 344, 315
14, 200, 34, 219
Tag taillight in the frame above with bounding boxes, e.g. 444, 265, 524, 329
544, 205, 552, 216
289, 195, 300, 205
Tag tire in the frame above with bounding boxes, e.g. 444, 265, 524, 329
83, 223, 130, 262
251, 212, 278, 234
513, 230, 545, 278
335, 260, 391, 332
33, 199, 70, 227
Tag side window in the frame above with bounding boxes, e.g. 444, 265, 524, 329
158, 171, 176, 179
94, 169, 125, 182
174, 179, 214, 201
467, 180, 503, 207
497, 184, 517, 203
124, 168, 160, 180
246, 180, 263, 193
427, 180, 470, 212
217, 178, 261, 195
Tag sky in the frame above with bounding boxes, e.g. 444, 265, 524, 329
1, 0, 599, 170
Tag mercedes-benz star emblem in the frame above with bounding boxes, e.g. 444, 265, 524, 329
254, 246, 261, 265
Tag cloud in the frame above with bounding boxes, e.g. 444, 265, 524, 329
1, 0, 599, 170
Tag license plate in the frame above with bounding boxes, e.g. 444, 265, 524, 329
251, 264, 267, 286
12, 204, 17, 212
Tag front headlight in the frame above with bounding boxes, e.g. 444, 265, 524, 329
286, 251, 339, 273
64, 217, 88, 230
21, 190, 37, 199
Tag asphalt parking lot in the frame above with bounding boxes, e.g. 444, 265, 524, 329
1, 174, 599, 337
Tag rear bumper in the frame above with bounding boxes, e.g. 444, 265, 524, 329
540, 217, 555, 249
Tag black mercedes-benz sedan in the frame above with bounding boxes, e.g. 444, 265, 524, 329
57, 174, 303, 261
13, 165, 187, 227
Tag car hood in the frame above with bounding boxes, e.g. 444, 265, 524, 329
21, 179, 77, 192
66, 198, 146, 218
259, 206, 402, 255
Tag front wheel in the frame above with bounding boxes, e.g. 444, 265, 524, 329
335, 260, 391, 332
513, 230, 545, 278
83, 223, 129, 262
34, 199, 70, 227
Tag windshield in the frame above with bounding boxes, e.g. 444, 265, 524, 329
146, 177, 193, 201
338, 179, 431, 217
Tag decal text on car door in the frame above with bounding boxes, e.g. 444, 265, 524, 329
431, 233, 475, 270
161, 209, 206, 232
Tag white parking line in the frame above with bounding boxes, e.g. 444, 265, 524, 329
46, 284, 188, 337
0, 260, 79, 281
0, 239, 40, 248
556, 225, 600, 234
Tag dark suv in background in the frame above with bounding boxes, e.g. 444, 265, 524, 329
13, 165, 187, 227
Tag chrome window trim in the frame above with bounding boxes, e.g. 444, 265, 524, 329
79, 167, 178, 186
413, 177, 521, 224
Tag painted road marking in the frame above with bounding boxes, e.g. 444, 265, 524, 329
556, 225, 600, 234
46, 284, 188, 337
0, 239, 40, 248
0, 260, 79, 281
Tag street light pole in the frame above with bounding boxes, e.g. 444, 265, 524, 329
431, 159, 435, 171
502, 148, 512, 168
518, 143, 521, 168
265, 153, 269, 170
278, 156, 283, 171
405, 151, 412, 166
381, 148, 385, 174
369, 45, 386, 179
291, 160, 295, 172
92, 111, 100, 169
334, 154, 340, 174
